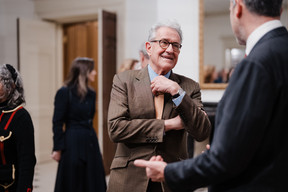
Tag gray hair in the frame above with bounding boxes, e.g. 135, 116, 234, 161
0, 64, 25, 108
139, 42, 149, 59
243, 0, 283, 17
148, 20, 183, 43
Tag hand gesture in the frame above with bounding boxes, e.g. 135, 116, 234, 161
134, 155, 167, 182
151, 76, 180, 96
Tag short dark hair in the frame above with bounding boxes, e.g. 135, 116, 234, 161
244, 0, 283, 17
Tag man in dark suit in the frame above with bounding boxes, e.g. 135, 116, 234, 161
107, 21, 211, 192
134, 0, 288, 191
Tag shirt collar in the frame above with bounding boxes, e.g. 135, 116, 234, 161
246, 20, 282, 56
148, 64, 171, 81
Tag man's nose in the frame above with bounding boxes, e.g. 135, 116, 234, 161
165, 44, 174, 52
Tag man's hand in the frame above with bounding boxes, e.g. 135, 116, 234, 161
51, 150, 61, 162
151, 76, 180, 96
164, 115, 184, 132
134, 155, 167, 182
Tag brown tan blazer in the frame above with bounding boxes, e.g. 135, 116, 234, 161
107, 66, 211, 192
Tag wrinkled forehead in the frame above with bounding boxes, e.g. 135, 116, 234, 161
155, 27, 181, 42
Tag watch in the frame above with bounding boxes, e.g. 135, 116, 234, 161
172, 88, 184, 99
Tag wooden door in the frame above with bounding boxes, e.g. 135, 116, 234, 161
98, 10, 117, 175
63, 10, 117, 175
63, 21, 99, 135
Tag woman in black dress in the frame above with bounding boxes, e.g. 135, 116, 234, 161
51, 57, 106, 192
0, 64, 36, 192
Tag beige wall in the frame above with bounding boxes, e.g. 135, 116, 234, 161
0, 0, 38, 67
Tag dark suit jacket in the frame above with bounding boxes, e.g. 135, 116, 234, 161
107, 67, 211, 192
164, 27, 288, 192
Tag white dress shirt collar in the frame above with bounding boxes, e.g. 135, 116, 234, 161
246, 20, 282, 56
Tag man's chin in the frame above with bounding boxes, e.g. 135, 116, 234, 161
159, 62, 176, 72
160, 58, 175, 65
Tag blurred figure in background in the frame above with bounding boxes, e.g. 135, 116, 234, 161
139, 42, 150, 68
203, 65, 218, 83
118, 58, 140, 73
51, 57, 106, 192
0, 64, 36, 192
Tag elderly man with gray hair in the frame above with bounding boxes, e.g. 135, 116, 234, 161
107, 20, 211, 192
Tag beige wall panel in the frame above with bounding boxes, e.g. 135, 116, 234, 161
19, 18, 61, 163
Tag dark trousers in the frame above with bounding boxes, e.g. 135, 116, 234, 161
147, 180, 163, 192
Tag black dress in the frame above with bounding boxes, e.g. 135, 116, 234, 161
52, 86, 106, 192
0, 103, 36, 192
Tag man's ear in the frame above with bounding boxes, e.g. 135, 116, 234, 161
146, 42, 152, 56
235, 0, 243, 18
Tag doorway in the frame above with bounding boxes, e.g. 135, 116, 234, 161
62, 11, 117, 175
62, 21, 99, 135
18, 10, 116, 175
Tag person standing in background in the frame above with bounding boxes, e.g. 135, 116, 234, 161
139, 42, 150, 68
0, 64, 36, 192
51, 57, 106, 192
134, 0, 288, 191
107, 20, 211, 192
118, 58, 140, 73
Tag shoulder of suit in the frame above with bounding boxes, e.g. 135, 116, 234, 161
172, 72, 199, 86
116, 68, 145, 81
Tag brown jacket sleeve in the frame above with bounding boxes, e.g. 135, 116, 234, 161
176, 87, 211, 142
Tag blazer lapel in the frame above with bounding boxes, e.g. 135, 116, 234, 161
162, 71, 181, 119
134, 67, 155, 118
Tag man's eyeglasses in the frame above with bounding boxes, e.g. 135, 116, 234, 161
150, 39, 182, 51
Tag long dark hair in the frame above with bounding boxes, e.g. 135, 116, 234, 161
0, 64, 25, 108
64, 57, 95, 100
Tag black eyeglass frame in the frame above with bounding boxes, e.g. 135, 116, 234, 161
150, 39, 182, 51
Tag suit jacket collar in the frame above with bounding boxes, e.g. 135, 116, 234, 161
135, 65, 181, 84
169, 71, 181, 84
246, 20, 282, 55
258, 26, 287, 42
250, 27, 287, 56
